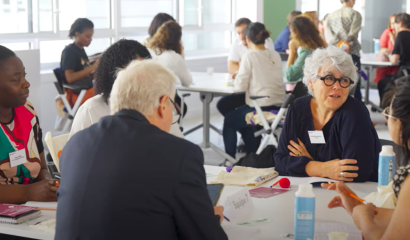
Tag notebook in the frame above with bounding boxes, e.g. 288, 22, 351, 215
0, 204, 41, 224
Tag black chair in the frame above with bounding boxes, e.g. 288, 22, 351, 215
53, 68, 87, 132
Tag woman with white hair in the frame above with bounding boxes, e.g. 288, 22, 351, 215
274, 46, 380, 182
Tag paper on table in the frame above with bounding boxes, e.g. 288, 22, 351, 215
25, 201, 58, 209
315, 222, 362, 240
222, 223, 260, 240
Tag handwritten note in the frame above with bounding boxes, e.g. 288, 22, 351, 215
223, 188, 255, 223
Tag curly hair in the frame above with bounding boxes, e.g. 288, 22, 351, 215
94, 39, 152, 104
148, 21, 182, 55
290, 16, 326, 51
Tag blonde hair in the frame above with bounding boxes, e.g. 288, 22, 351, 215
110, 60, 176, 116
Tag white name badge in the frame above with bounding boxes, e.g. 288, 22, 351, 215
308, 131, 326, 144
9, 149, 28, 168
223, 188, 255, 223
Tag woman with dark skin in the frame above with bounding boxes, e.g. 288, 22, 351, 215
0, 45, 58, 204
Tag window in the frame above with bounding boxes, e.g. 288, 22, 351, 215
181, 0, 199, 26
0, 0, 29, 33
120, 0, 174, 28
183, 31, 231, 52
301, 0, 318, 13
58, 0, 111, 30
0, 42, 31, 51
203, 0, 231, 24
235, 0, 257, 22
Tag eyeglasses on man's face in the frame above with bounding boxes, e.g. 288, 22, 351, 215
316, 75, 354, 88
160, 96, 181, 125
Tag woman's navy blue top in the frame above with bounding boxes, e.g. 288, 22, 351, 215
274, 95, 380, 182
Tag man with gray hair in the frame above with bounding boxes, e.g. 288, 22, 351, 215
55, 61, 228, 240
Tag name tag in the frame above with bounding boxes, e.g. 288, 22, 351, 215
9, 149, 28, 168
223, 188, 255, 223
308, 131, 326, 144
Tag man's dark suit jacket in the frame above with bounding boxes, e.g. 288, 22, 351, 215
55, 109, 228, 240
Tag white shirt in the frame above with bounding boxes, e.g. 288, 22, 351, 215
234, 49, 285, 107
148, 49, 193, 87
68, 94, 184, 139
228, 37, 274, 62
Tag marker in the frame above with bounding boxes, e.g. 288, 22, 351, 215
55, 181, 60, 187
346, 190, 367, 204
224, 215, 230, 222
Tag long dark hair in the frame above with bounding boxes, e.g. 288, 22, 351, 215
390, 77, 410, 165
68, 18, 94, 39
245, 22, 270, 45
149, 21, 182, 55
94, 39, 152, 104
290, 16, 326, 51
148, 13, 175, 38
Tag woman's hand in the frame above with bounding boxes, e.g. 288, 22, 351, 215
321, 182, 362, 216
352, 203, 377, 230
27, 179, 58, 202
213, 206, 224, 224
288, 138, 313, 159
321, 159, 359, 181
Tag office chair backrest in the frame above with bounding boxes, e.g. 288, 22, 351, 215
281, 81, 308, 108
53, 68, 66, 94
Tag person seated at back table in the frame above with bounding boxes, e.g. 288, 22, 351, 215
378, 13, 410, 106
0, 45, 58, 204
68, 39, 184, 139
55, 61, 227, 240
142, 12, 175, 46
218, 18, 275, 122
60, 18, 99, 106
321, 77, 410, 239
274, 46, 380, 182
285, 16, 326, 82
221, 22, 285, 165
274, 11, 302, 53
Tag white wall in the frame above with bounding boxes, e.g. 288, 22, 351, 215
15, 50, 41, 117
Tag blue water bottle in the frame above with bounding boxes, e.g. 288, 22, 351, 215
294, 184, 315, 240
373, 38, 380, 53
378, 145, 396, 186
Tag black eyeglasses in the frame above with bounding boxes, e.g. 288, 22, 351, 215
316, 75, 355, 88
382, 107, 397, 122
164, 97, 181, 124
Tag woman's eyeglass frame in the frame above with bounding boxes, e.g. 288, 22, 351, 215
315, 75, 355, 88
382, 107, 398, 122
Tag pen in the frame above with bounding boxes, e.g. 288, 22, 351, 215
224, 215, 230, 222
346, 191, 368, 204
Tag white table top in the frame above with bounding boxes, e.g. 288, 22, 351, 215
361, 53, 399, 67
0, 165, 376, 240
205, 165, 377, 240
177, 72, 239, 94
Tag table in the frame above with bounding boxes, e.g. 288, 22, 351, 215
0, 166, 376, 240
177, 72, 242, 161
361, 53, 399, 112
205, 165, 377, 240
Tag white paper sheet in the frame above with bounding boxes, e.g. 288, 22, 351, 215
315, 222, 362, 240
25, 201, 58, 209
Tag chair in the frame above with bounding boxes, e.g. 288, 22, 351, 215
251, 81, 308, 155
44, 132, 69, 172
398, 65, 410, 77
53, 68, 87, 132
178, 93, 191, 132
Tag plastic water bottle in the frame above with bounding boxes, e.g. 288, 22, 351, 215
294, 184, 315, 240
378, 145, 396, 186
373, 38, 380, 53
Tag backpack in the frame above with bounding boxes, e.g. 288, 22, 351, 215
234, 145, 276, 168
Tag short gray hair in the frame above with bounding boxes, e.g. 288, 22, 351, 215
303, 46, 358, 95
110, 60, 176, 116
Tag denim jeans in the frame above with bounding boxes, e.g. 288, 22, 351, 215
217, 93, 246, 117
223, 104, 280, 158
